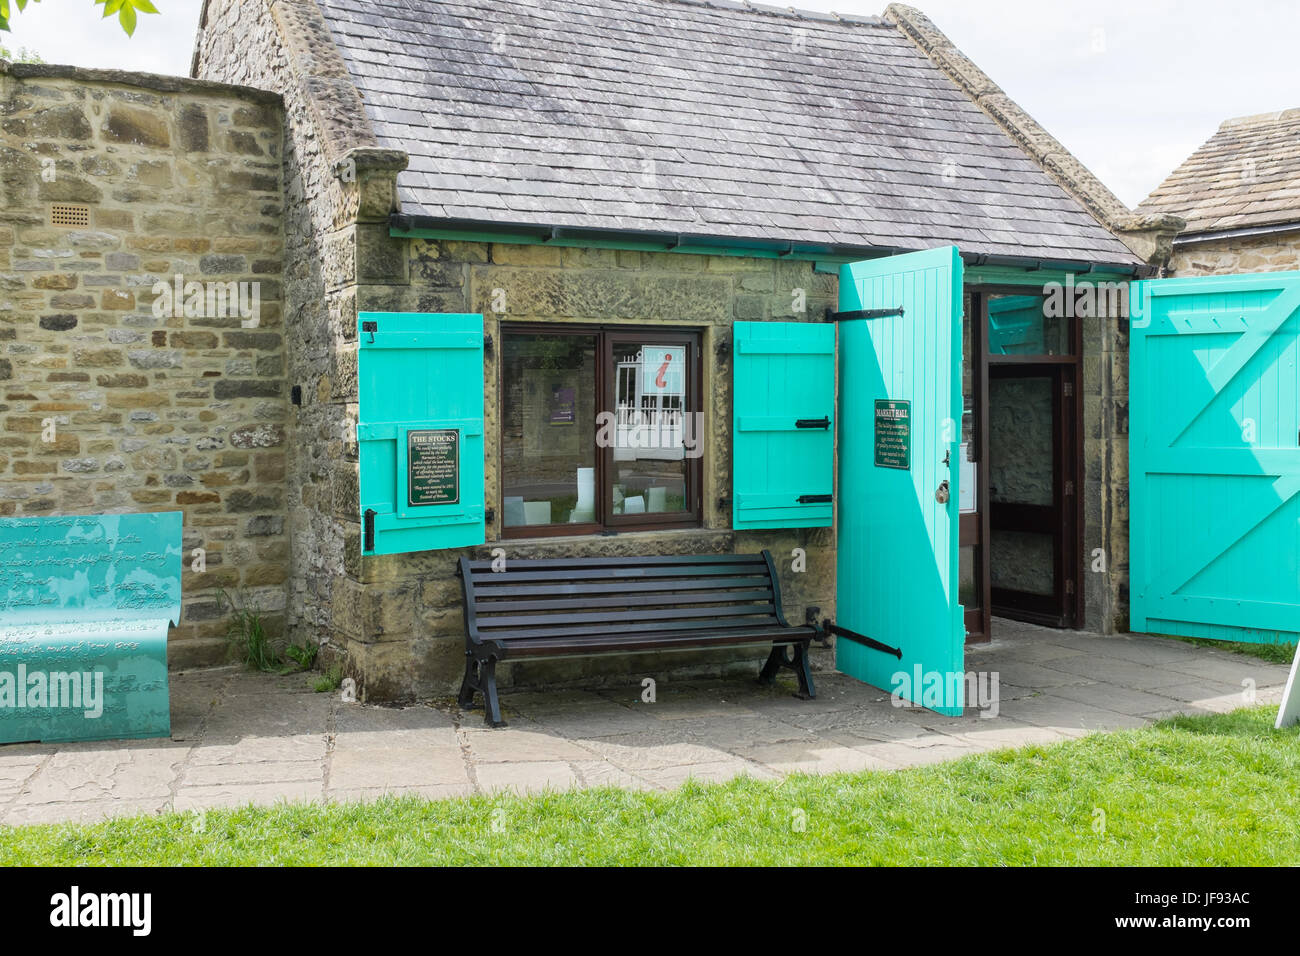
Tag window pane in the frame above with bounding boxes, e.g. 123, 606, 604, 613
610, 342, 689, 516
501, 333, 597, 527
988, 293, 1070, 356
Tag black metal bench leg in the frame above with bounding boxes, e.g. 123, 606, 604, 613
758, 645, 785, 685
457, 654, 478, 709
480, 659, 506, 728
792, 640, 816, 700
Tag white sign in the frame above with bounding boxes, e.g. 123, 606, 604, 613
640, 346, 684, 397
1276, 643, 1300, 729
959, 442, 977, 513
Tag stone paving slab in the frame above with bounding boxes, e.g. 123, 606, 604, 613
0, 622, 1292, 826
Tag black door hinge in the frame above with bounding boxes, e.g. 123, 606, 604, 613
797, 494, 833, 504
362, 320, 377, 344
363, 508, 376, 552
795, 416, 831, 429
825, 307, 905, 322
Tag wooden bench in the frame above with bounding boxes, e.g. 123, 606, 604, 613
456, 551, 819, 726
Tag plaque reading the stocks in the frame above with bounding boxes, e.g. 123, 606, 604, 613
408, 429, 460, 506
874, 399, 911, 470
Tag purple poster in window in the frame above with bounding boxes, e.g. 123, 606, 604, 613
549, 385, 575, 425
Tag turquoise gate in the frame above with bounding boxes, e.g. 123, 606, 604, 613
1130, 270, 1300, 644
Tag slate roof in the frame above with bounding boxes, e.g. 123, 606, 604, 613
1137, 109, 1300, 236
315, 0, 1138, 265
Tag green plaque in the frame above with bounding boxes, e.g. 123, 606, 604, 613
874, 399, 911, 470
407, 429, 459, 506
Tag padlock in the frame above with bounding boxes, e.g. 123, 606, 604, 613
935, 480, 950, 504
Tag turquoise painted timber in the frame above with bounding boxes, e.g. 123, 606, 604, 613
836, 247, 965, 715
0, 512, 181, 744
358, 313, 486, 555
732, 321, 835, 529
987, 294, 1045, 354
1130, 271, 1300, 644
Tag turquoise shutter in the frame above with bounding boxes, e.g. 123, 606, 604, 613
358, 313, 486, 555
732, 321, 835, 529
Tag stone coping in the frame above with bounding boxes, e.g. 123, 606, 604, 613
0, 60, 283, 106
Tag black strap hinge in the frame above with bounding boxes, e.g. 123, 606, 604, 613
795, 416, 830, 429
824, 307, 905, 322
823, 622, 903, 659
797, 494, 832, 504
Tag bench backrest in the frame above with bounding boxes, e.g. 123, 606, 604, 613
458, 551, 790, 646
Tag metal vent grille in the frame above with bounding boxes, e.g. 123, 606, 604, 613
49, 204, 90, 228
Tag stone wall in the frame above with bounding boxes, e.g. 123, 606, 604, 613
0, 62, 288, 665
1169, 232, 1300, 276
193, 0, 391, 669
344, 237, 839, 699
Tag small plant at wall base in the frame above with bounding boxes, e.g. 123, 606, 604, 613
219, 589, 280, 673
313, 664, 343, 694
283, 640, 319, 672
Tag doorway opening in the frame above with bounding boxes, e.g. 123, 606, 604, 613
961, 288, 1083, 641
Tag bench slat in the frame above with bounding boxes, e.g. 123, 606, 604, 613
501, 625, 818, 657
476, 603, 778, 630
485, 614, 789, 642
469, 564, 769, 584
470, 575, 773, 598
462, 553, 767, 572
474, 590, 778, 614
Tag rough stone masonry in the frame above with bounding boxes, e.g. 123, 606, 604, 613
0, 62, 289, 667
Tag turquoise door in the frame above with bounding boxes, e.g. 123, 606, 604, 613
1130, 271, 1300, 644
836, 247, 965, 715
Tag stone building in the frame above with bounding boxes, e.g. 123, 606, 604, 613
1137, 108, 1300, 276
187, 0, 1184, 701
3, 0, 1189, 704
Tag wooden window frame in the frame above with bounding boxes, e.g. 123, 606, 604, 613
499, 323, 703, 539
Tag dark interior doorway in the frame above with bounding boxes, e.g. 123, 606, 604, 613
962, 288, 1083, 639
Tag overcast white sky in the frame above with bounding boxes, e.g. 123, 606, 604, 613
2, 0, 1297, 207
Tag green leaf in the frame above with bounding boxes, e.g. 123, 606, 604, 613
103, 0, 124, 15
0, 1, 9, 24
131, 0, 160, 13
0, 16, 9, 33
119, 2, 135, 35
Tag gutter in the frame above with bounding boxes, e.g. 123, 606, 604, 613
1172, 221, 1300, 247
389, 213, 1152, 277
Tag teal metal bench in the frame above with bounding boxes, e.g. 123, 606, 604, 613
0, 512, 182, 744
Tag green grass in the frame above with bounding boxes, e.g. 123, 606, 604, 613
2, 707, 1296, 866
1158, 634, 1297, 665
